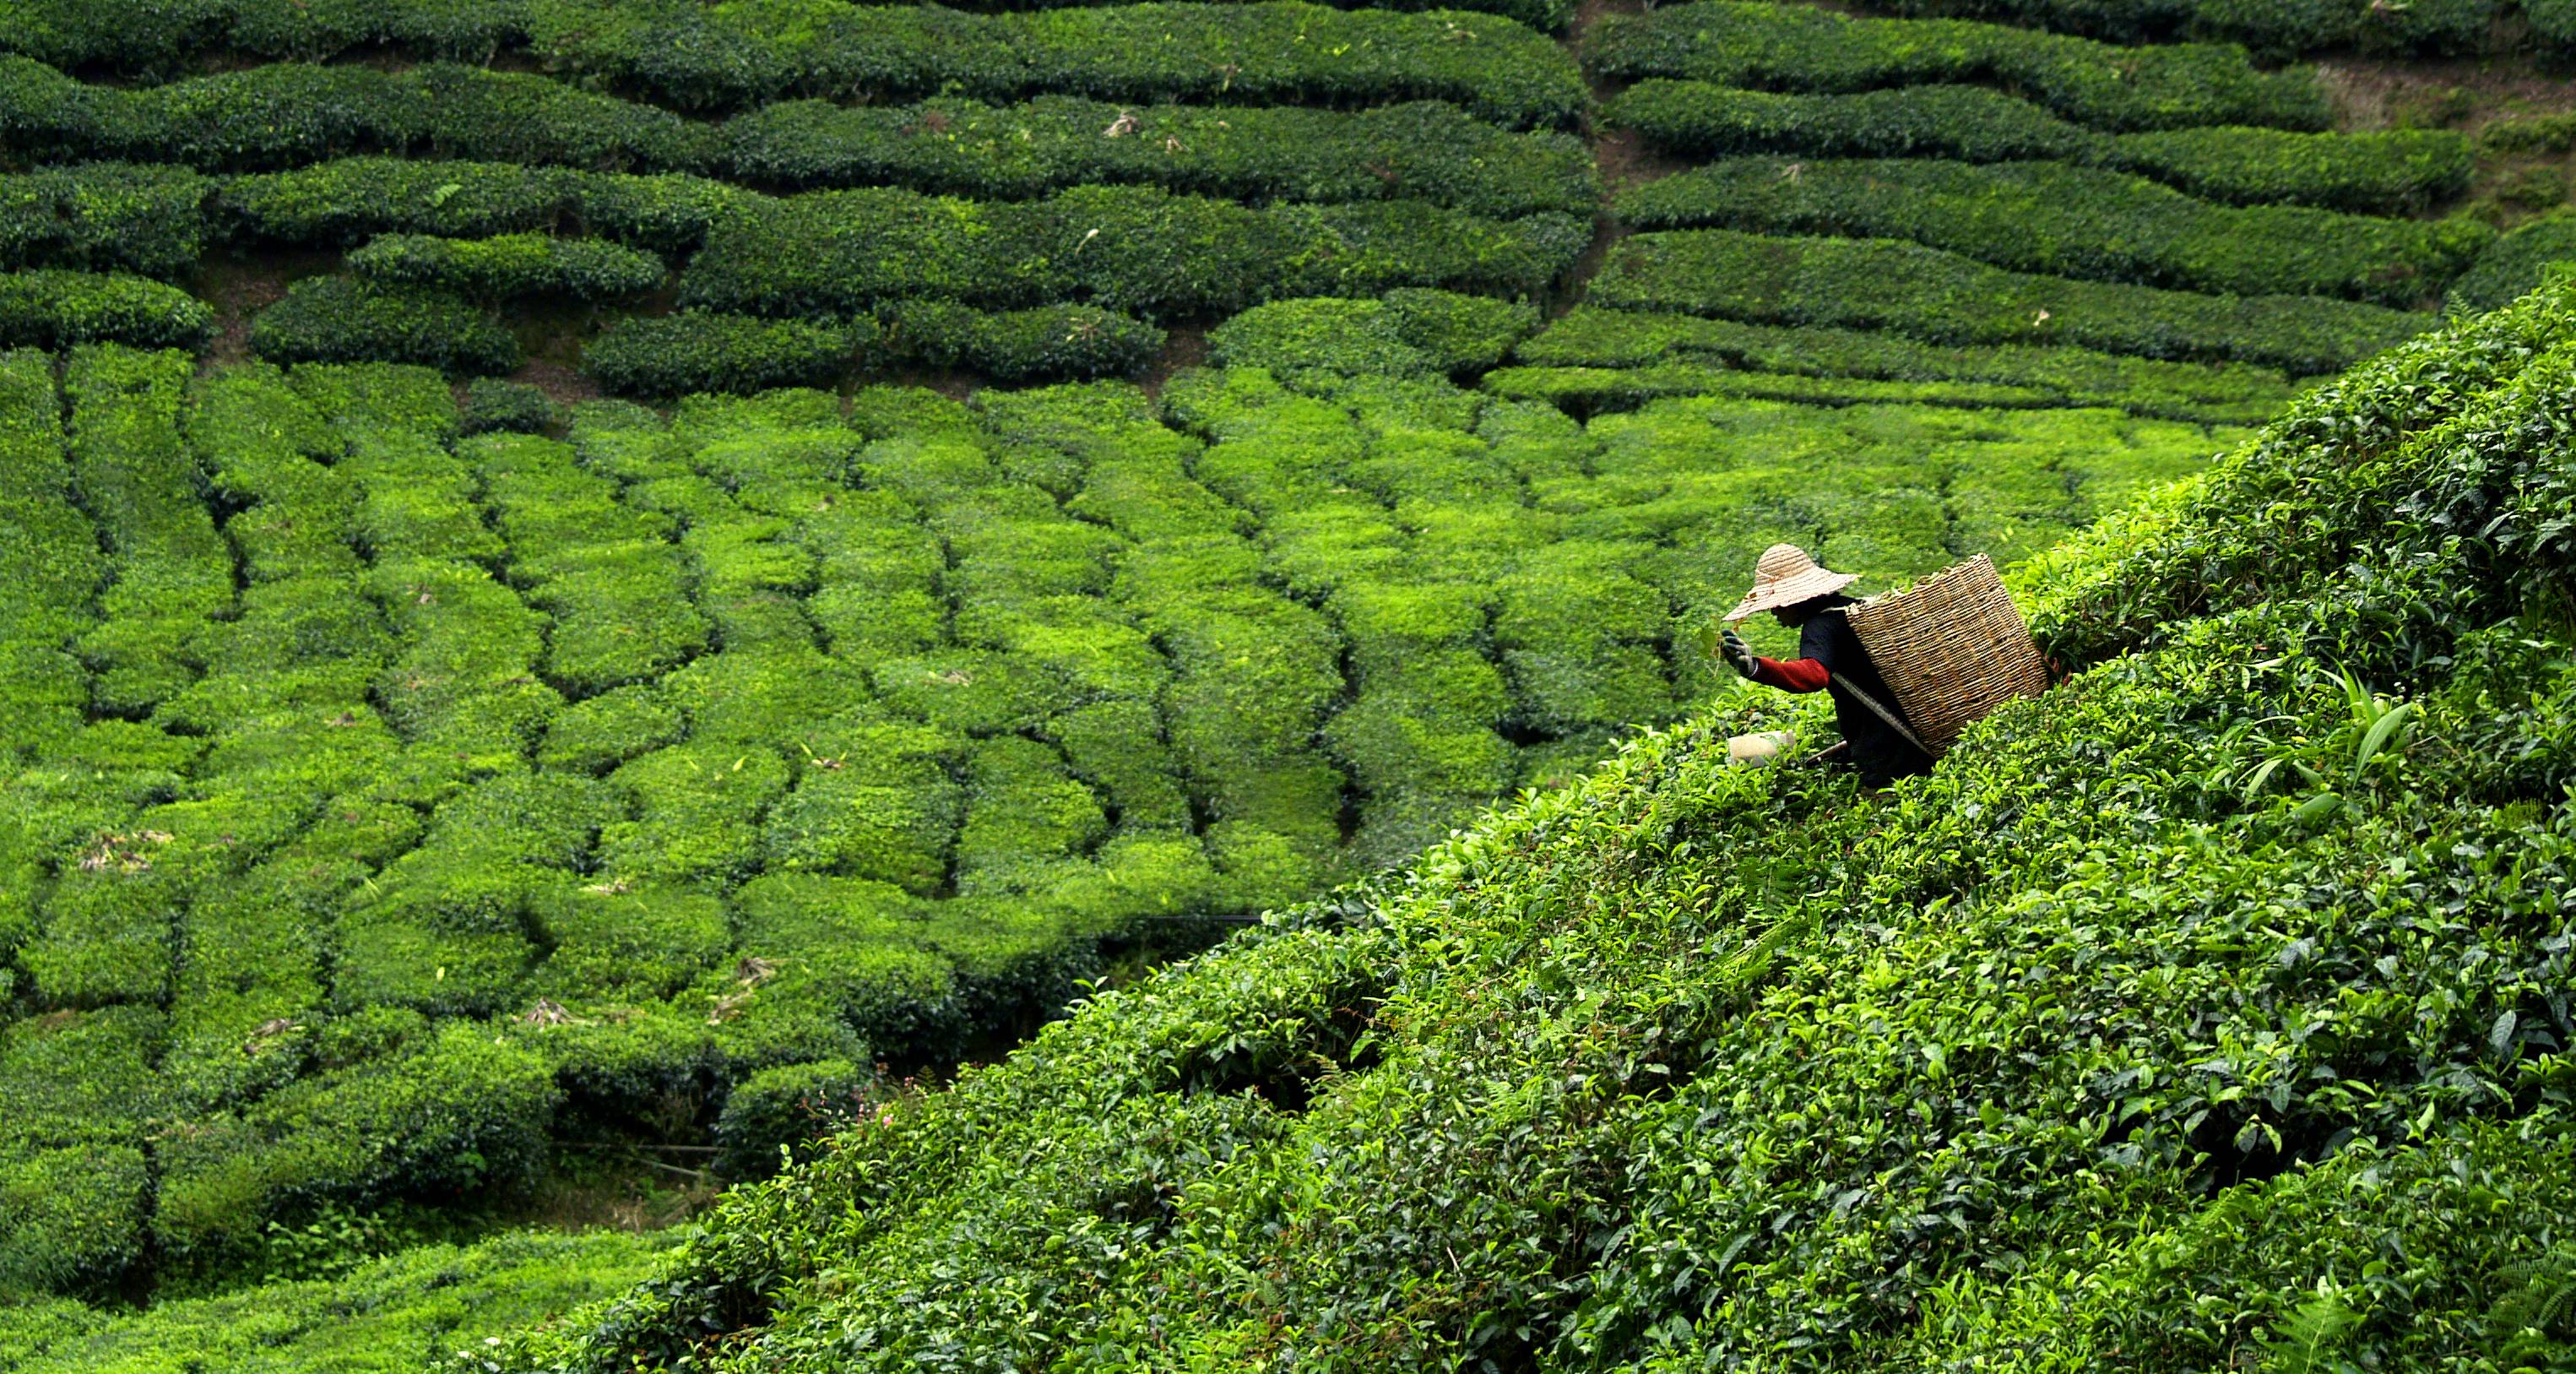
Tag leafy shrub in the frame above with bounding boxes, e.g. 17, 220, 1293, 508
1209, 289, 1539, 381
2534, 0, 2576, 46
2446, 215, 2576, 315
524, 0, 1586, 127
1590, 229, 2432, 374
348, 232, 664, 301
887, 301, 1163, 382
1587, 2, 2330, 133
712, 1059, 878, 1181
212, 157, 743, 253
462, 377, 563, 436
249, 277, 519, 374
1610, 82, 2472, 214
1618, 157, 2489, 305
725, 96, 1596, 219
0, 272, 212, 351
677, 184, 1584, 321
1873, 0, 2504, 54
583, 312, 873, 399
0, 165, 209, 279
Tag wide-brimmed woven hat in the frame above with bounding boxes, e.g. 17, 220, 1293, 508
1723, 543, 1861, 622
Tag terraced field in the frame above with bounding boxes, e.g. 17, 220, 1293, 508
1, 0, 2571, 1351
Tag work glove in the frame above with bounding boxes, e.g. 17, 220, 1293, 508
1719, 627, 1761, 681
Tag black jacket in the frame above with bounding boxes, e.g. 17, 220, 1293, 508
1801, 596, 1931, 786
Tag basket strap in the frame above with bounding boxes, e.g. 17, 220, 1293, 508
1825, 671, 1937, 762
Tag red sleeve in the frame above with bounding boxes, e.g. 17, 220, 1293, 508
1753, 656, 1830, 692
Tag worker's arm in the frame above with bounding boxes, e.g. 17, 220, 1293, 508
1751, 655, 1830, 692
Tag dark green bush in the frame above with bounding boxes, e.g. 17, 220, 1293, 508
1586, 2, 2330, 133
0, 272, 212, 351
462, 377, 563, 436
348, 232, 664, 301
2446, 215, 2576, 315
1872, 0, 2503, 55
1591, 229, 2432, 374
723, 96, 1597, 219
712, 1058, 878, 1181
249, 277, 519, 374
1608, 81, 2470, 213
212, 158, 743, 253
680, 184, 1582, 321
583, 311, 872, 399
1617, 157, 2488, 305
525, 0, 1586, 128
887, 301, 1163, 382
0, 166, 208, 280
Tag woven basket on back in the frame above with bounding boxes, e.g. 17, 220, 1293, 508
1844, 555, 2049, 756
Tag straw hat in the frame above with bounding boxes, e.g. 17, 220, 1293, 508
1723, 544, 1860, 622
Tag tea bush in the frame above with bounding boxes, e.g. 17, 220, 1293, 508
583, 312, 875, 399
2445, 215, 2576, 316
1618, 157, 2488, 305
1872, 0, 2509, 56
886, 301, 1164, 383
460, 278, 2576, 1374
0, 272, 214, 351
1592, 229, 2433, 374
1607, 84, 2473, 213
1586, 2, 2330, 133
523, 0, 1586, 126
347, 234, 664, 302
249, 277, 520, 374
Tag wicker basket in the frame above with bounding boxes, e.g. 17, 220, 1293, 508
1844, 555, 2049, 756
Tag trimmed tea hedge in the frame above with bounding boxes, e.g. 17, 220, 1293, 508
0, 273, 213, 352
0, 165, 209, 280
528, 0, 1586, 128
582, 312, 874, 398
680, 185, 1585, 320
2445, 215, 2576, 316
0, 57, 717, 174
347, 232, 664, 301
1616, 157, 2489, 306
248, 277, 520, 374
724, 96, 1598, 220
1508, 307, 2301, 421
1208, 289, 1540, 379
1586, 2, 2330, 133
213, 159, 743, 254
1608, 80, 2471, 213
886, 301, 1165, 382
1871, 0, 2505, 57
1590, 229, 2433, 373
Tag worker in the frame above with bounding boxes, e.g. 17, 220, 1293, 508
1716, 544, 1931, 787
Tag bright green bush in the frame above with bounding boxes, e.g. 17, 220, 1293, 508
1591, 229, 2433, 374
249, 277, 519, 374
0, 272, 212, 351
1618, 157, 2488, 306
348, 232, 663, 301
525, 0, 1586, 127
462, 377, 563, 436
583, 312, 872, 399
1873, 0, 2503, 55
1208, 290, 1539, 381
1587, 2, 2330, 133
1608, 81, 2470, 213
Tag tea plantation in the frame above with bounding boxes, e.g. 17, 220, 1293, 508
2, 0, 2573, 1363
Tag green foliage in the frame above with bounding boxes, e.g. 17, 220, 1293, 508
1872, 0, 2504, 55
712, 1058, 878, 1181
0, 164, 209, 279
2447, 215, 2576, 316
1505, 307, 2302, 422
1592, 229, 2434, 374
249, 276, 520, 374
1208, 289, 1539, 382
461, 378, 563, 436
1618, 157, 2489, 306
887, 301, 1163, 383
462, 280, 2576, 1373
348, 232, 664, 301
676, 184, 1583, 321
0, 271, 212, 351
1587, 1, 2331, 133
726, 95, 1597, 218
582, 312, 872, 399
525, 0, 1586, 126
1609, 81, 2470, 213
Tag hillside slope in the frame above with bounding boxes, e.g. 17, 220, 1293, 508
468, 279, 2576, 1371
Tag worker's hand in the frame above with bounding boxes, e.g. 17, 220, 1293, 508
1719, 627, 1761, 680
